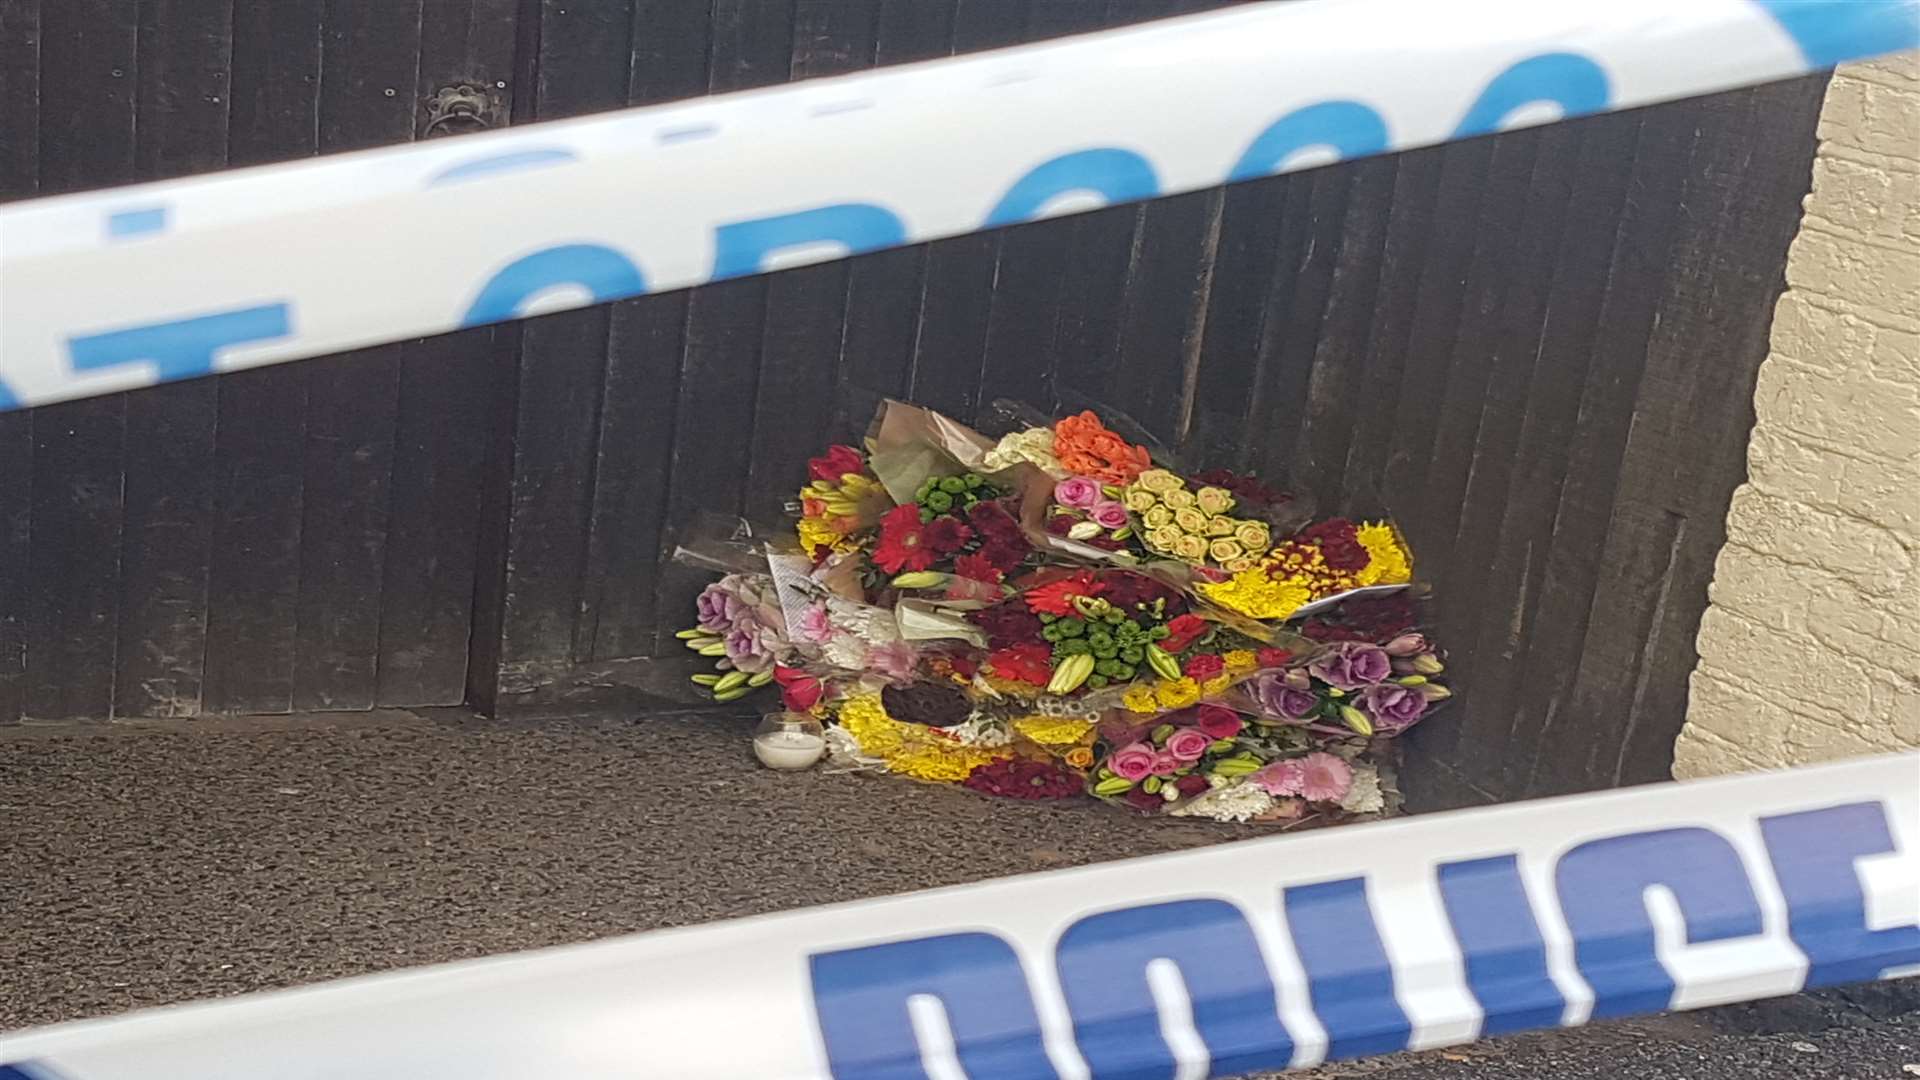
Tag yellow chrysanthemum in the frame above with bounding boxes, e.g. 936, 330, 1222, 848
1123, 683, 1160, 714
1155, 677, 1201, 710
1012, 714, 1096, 747
837, 693, 1006, 782
1199, 571, 1314, 620
1202, 674, 1233, 697
1222, 649, 1257, 674
1356, 521, 1413, 586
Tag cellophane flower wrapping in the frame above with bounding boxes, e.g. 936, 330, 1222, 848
674, 400, 1450, 825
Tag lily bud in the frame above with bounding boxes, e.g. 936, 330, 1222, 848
1067, 520, 1103, 540
1383, 632, 1428, 657
1419, 683, 1452, 702
1396, 674, 1427, 686
1411, 653, 1445, 675
1283, 668, 1312, 691
1339, 704, 1374, 736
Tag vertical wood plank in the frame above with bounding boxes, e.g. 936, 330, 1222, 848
582, 0, 714, 662
0, 0, 41, 723
25, 0, 137, 719
112, 0, 234, 719
203, 0, 326, 714
0, 0, 43, 202
378, 0, 521, 705
647, 0, 796, 659
1110, 188, 1220, 444
494, 0, 635, 673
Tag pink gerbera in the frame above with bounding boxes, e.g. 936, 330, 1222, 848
1296, 752, 1354, 803
1249, 759, 1304, 797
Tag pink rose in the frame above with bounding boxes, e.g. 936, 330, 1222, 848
1193, 705, 1243, 740
1150, 750, 1180, 776
1108, 743, 1155, 781
1090, 501, 1131, 530
1054, 476, 1102, 510
1166, 728, 1213, 762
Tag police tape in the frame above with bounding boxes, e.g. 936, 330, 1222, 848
1, 0, 1916, 413
2, 752, 1915, 1078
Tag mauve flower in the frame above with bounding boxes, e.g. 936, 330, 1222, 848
1150, 750, 1180, 776
1252, 672, 1319, 722
1166, 728, 1213, 762
1297, 752, 1353, 802
1309, 642, 1391, 690
1054, 476, 1103, 509
866, 639, 920, 682
1108, 743, 1155, 781
1090, 501, 1131, 529
725, 626, 775, 674
696, 583, 743, 633
1360, 683, 1429, 734
1383, 632, 1428, 657
1193, 705, 1243, 740
1250, 759, 1304, 796
799, 602, 834, 644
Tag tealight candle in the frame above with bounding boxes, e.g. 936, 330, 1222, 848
752, 712, 827, 770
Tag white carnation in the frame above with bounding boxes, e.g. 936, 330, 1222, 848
1168, 780, 1275, 823
1339, 765, 1385, 814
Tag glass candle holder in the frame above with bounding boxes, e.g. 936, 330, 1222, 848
753, 712, 826, 770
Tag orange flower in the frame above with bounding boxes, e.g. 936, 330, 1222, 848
1053, 411, 1151, 485
1065, 746, 1094, 769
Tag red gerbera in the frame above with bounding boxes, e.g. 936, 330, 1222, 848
1024, 571, 1099, 617
1161, 613, 1209, 653
1184, 653, 1224, 680
874, 503, 935, 574
985, 643, 1053, 686
924, 516, 974, 555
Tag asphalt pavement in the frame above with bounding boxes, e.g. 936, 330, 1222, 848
3, 709, 1915, 1077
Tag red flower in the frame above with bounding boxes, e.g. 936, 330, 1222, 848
1174, 774, 1210, 797
1023, 572, 1099, 617
969, 601, 1044, 649
963, 759, 1083, 799
924, 516, 974, 555
807, 444, 865, 483
1161, 613, 1208, 653
1256, 647, 1293, 669
953, 552, 1004, 584
1192, 468, 1290, 507
968, 500, 1026, 544
1300, 518, 1369, 571
979, 538, 1030, 574
1123, 786, 1164, 811
1184, 653, 1224, 680
773, 665, 823, 712
874, 504, 935, 574
986, 643, 1053, 686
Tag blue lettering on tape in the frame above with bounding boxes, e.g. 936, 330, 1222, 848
429, 148, 578, 186
1285, 877, 1412, 1060
1556, 827, 1765, 1020
106, 206, 168, 239
0, 377, 20, 411
1437, 854, 1566, 1037
809, 930, 1058, 1080
0, 1063, 68, 1080
1055, 898, 1293, 1078
460, 243, 647, 327
1452, 53, 1611, 139
710, 204, 907, 281
68, 303, 293, 385
984, 148, 1160, 228
1761, 801, 1920, 988
1228, 101, 1390, 183
1749, 0, 1920, 69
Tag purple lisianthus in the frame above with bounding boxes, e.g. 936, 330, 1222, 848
1308, 641, 1391, 690
1251, 671, 1320, 722
1360, 683, 1429, 734
724, 625, 776, 674
696, 582, 743, 633
1054, 476, 1102, 510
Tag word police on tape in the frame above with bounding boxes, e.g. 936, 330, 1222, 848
0, 0, 1915, 413
3, 753, 1915, 1078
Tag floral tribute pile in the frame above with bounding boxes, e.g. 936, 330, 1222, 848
678, 401, 1450, 824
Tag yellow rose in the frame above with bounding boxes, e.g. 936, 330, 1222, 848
1223, 556, 1259, 574
1149, 525, 1185, 552
1124, 488, 1158, 512
1173, 507, 1208, 533
1162, 488, 1196, 510
1174, 534, 1209, 561
1209, 539, 1245, 563
1195, 486, 1235, 515
1143, 505, 1173, 529
1234, 521, 1271, 552
1138, 469, 1183, 494
1205, 515, 1236, 537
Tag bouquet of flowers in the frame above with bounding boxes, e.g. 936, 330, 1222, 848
676, 400, 1449, 824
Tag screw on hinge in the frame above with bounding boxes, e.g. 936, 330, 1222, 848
424, 84, 499, 138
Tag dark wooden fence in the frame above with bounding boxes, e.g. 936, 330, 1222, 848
0, 0, 1827, 808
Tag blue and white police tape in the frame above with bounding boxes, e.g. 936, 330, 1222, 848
1, 0, 1916, 413
1, 752, 1915, 1078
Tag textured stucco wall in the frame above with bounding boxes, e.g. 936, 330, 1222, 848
1674, 52, 1920, 778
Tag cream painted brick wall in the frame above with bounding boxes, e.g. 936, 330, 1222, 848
1674, 52, 1920, 779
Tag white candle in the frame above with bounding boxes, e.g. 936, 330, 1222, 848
754, 729, 826, 770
